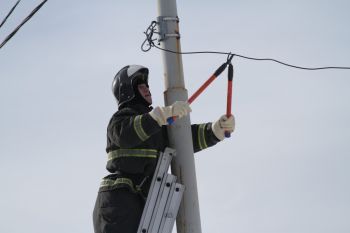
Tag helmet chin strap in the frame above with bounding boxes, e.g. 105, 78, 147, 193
123, 85, 152, 109
139, 93, 152, 107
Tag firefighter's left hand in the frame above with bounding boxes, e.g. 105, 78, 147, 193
212, 114, 235, 141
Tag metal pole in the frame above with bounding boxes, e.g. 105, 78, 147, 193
157, 1, 202, 233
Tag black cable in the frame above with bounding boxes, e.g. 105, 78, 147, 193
0, 0, 21, 29
0, 0, 48, 50
142, 21, 350, 71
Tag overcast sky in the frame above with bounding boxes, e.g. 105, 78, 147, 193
1, 1, 349, 233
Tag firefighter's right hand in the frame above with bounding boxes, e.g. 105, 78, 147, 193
149, 101, 192, 126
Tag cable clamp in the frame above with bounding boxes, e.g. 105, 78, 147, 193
157, 16, 180, 42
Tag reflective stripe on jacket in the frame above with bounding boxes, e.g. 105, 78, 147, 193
108, 149, 158, 161
105, 104, 220, 176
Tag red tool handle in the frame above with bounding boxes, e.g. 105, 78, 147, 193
225, 63, 234, 138
167, 63, 228, 124
188, 63, 227, 104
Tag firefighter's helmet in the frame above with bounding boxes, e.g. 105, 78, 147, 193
112, 65, 149, 107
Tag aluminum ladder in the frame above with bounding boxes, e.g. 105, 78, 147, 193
137, 147, 184, 233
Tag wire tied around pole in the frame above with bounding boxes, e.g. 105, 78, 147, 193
141, 20, 350, 70
141, 21, 159, 52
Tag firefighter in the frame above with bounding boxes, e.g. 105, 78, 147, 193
93, 65, 235, 233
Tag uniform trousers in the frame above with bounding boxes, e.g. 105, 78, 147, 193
93, 187, 144, 233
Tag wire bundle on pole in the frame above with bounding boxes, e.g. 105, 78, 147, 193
141, 20, 350, 71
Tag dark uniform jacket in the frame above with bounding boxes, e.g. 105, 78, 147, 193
99, 103, 220, 196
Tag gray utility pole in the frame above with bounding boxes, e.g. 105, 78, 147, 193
157, 1, 202, 233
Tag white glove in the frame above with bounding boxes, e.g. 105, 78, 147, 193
149, 101, 192, 126
212, 114, 235, 141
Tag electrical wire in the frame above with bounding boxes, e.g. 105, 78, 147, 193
0, 0, 21, 29
0, 0, 48, 50
141, 21, 350, 71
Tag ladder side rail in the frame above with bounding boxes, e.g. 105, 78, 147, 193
149, 174, 177, 233
159, 183, 185, 233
